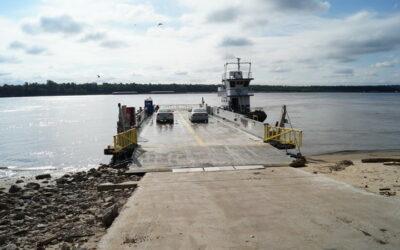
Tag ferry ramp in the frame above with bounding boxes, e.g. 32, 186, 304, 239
99, 167, 400, 249
130, 109, 291, 169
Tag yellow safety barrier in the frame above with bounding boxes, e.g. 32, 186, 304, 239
264, 125, 303, 148
113, 128, 137, 152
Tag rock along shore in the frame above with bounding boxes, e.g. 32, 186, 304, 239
0, 163, 142, 250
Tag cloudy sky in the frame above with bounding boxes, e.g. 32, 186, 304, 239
0, 0, 399, 85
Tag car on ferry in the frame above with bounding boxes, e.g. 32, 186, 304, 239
156, 109, 174, 124
189, 108, 208, 123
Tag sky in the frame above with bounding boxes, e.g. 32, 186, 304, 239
0, 0, 399, 85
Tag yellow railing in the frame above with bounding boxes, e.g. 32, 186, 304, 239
113, 128, 137, 152
264, 125, 303, 148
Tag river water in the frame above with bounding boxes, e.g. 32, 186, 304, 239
1, 93, 399, 178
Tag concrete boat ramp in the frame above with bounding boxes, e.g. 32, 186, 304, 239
98, 110, 400, 249
99, 168, 400, 249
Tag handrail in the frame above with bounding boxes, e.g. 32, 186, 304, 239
113, 128, 137, 153
135, 110, 147, 127
264, 125, 303, 149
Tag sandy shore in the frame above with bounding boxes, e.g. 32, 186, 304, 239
303, 150, 400, 197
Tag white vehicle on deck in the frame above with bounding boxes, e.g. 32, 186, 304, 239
156, 109, 174, 124
189, 108, 208, 123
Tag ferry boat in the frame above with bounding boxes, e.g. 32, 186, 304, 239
218, 58, 267, 122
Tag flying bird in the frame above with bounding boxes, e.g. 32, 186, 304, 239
97, 75, 100, 78
157, 22, 163, 26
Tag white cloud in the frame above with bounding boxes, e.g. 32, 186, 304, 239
270, 66, 291, 73
99, 40, 128, 49
333, 68, 354, 76
175, 71, 188, 76
219, 37, 253, 47
207, 7, 240, 23
0, 55, 19, 64
372, 59, 399, 68
0, 0, 399, 85
9, 41, 47, 55
39, 0, 169, 25
263, 0, 330, 13
79, 32, 107, 42
22, 15, 84, 35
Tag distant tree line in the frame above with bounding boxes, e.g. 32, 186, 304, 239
0, 80, 399, 97
251, 85, 400, 93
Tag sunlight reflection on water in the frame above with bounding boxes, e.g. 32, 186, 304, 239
0, 93, 399, 178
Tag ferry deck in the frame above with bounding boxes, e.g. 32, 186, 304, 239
130, 108, 292, 170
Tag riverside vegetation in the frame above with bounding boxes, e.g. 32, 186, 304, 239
1, 81, 399, 97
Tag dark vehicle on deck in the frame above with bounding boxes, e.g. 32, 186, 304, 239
189, 108, 208, 123
156, 109, 174, 124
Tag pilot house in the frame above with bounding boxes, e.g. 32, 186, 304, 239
218, 58, 254, 114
